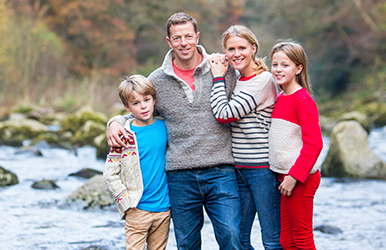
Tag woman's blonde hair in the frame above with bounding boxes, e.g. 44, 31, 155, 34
222, 25, 268, 75
118, 74, 155, 106
270, 40, 312, 95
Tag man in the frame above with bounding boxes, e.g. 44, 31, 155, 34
107, 12, 242, 250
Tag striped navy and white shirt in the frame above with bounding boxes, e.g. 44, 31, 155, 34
210, 71, 279, 168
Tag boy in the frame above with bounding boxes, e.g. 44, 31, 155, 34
103, 74, 170, 250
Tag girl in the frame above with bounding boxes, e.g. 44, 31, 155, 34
209, 25, 282, 250
269, 41, 323, 250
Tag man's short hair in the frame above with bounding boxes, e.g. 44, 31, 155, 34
167, 12, 198, 38
118, 75, 155, 106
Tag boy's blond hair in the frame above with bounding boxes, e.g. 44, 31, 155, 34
118, 75, 156, 106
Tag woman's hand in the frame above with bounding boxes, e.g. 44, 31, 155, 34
279, 175, 298, 196
209, 53, 229, 78
107, 121, 128, 147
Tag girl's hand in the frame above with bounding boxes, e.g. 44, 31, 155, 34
209, 53, 229, 78
279, 175, 298, 196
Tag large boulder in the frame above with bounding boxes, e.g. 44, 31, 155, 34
0, 166, 19, 187
322, 121, 386, 179
65, 175, 114, 210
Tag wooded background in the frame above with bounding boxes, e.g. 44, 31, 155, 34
1, 0, 385, 115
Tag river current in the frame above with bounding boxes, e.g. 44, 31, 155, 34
0, 127, 386, 249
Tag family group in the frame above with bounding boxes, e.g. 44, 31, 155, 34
103, 12, 323, 250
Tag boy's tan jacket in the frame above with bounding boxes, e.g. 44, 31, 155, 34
103, 120, 143, 219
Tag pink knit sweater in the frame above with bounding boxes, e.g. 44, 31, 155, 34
269, 88, 323, 183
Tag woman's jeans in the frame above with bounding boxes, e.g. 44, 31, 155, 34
167, 165, 242, 250
236, 168, 282, 250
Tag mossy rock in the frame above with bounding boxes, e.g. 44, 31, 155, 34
39, 112, 67, 126
358, 102, 386, 127
0, 119, 49, 143
60, 106, 108, 134
66, 175, 114, 210
31, 179, 60, 190
94, 133, 110, 159
31, 133, 61, 144
0, 166, 19, 187
72, 120, 107, 146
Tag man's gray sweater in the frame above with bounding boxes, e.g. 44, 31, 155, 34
111, 46, 237, 171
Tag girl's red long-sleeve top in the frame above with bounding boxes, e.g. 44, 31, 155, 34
268, 88, 323, 183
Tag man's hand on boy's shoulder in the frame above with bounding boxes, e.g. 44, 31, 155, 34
107, 121, 129, 148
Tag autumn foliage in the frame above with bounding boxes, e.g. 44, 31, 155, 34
0, 0, 385, 113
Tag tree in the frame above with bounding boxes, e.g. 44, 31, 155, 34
43, 0, 136, 76
1, 0, 65, 106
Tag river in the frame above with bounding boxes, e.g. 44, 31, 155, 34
0, 127, 386, 249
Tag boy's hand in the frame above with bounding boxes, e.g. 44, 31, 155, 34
107, 121, 128, 147
279, 175, 297, 197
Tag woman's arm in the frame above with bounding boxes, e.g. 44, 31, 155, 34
210, 72, 277, 124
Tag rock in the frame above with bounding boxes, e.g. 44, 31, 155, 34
65, 175, 114, 210
338, 111, 370, 133
69, 168, 103, 179
25, 107, 56, 121
17, 140, 51, 156
0, 166, 19, 187
31, 179, 60, 190
322, 121, 386, 179
94, 133, 110, 159
0, 118, 49, 146
39, 112, 67, 127
314, 224, 342, 235
33, 140, 51, 149
58, 131, 74, 144
60, 106, 108, 134
72, 120, 106, 146
81, 246, 109, 250
319, 115, 337, 135
31, 148, 44, 156
359, 102, 386, 127
32, 133, 61, 145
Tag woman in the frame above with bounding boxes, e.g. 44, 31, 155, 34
209, 25, 282, 250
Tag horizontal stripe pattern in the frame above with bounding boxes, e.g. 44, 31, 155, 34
210, 72, 278, 168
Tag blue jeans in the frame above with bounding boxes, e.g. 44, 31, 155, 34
167, 165, 242, 250
236, 168, 282, 250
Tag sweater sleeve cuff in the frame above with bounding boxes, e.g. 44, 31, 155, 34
288, 166, 309, 183
213, 77, 225, 83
